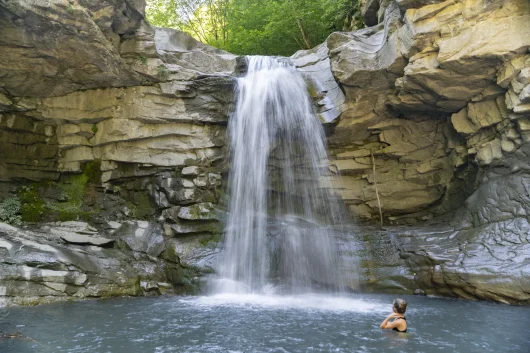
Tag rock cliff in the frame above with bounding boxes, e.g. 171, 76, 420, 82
294, 0, 530, 303
0, 0, 233, 305
0, 0, 529, 305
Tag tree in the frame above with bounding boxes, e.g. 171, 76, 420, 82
145, 0, 361, 56
146, 0, 180, 29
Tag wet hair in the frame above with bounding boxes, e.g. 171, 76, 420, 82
393, 298, 407, 314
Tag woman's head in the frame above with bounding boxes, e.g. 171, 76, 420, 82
393, 298, 407, 314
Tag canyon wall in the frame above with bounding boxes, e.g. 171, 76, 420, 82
0, 0, 234, 305
0, 0, 529, 305
294, 0, 530, 303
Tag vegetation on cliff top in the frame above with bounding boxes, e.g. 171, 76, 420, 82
146, 0, 361, 56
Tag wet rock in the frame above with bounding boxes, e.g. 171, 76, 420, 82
182, 166, 200, 176
60, 234, 115, 247
193, 175, 208, 187
140, 280, 160, 292
116, 221, 165, 257
107, 221, 122, 230
168, 220, 222, 235
163, 236, 220, 272
208, 173, 222, 186
178, 203, 218, 221
291, 42, 345, 124
161, 206, 181, 223
0, 221, 210, 306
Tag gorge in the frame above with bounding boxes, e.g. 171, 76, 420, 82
0, 0, 529, 309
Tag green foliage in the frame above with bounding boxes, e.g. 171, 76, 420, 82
146, 0, 181, 29
138, 55, 147, 64
145, 0, 362, 56
82, 160, 102, 184
19, 185, 45, 222
67, 5, 74, 13
322, 0, 362, 31
91, 124, 98, 134
157, 65, 170, 79
350, 0, 364, 29
0, 198, 22, 226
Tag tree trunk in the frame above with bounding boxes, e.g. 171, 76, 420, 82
296, 18, 311, 49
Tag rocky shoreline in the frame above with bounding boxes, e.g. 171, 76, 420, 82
0, 220, 219, 307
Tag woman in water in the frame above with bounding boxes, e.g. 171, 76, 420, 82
380, 298, 407, 332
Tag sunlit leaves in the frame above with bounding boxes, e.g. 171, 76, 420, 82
145, 0, 360, 56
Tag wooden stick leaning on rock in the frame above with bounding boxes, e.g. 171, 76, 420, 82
371, 152, 383, 229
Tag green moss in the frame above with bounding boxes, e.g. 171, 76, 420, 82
64, 173, 89, 203
306, 81, 319, 98
46, 173, 89, 221
183, 158, 195, 166
201, 193, 218, 204
138, 55, 147, 65
45, 161, 101, 221
15, 160, 105, 223
91, 124, 98, 134
199, 233, 221, 246
81, 160, 102, 184
67, 5, 73, 13
19, 185, 45, 222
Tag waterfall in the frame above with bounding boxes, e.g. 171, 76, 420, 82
215, 56, 345, 294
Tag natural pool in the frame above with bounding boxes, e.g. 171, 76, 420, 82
1, 293, 529, 353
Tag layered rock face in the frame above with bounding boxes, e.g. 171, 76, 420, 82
0, 0, 233, 305
1, 0, 529, 305
294, 0, 530, 303
0, 220, 220, 306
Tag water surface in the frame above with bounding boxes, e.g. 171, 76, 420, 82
1, 294, 529, 353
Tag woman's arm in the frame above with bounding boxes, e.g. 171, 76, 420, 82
380, 315, 389, 329
380, 313, 402, 330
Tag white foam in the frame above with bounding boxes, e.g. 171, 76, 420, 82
180, 293, 387, 313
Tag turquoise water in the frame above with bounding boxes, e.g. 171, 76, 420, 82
1, 293, 529, 353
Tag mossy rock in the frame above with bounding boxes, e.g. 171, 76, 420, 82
199, 233, 221, 246
19, 160, 103, 222
81, 160, 102, 184
129, 192, 154, 220
164, 266, 200, 294
19, 185, 45, 222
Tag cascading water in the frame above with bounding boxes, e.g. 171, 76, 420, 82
215, 56, 346, 294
